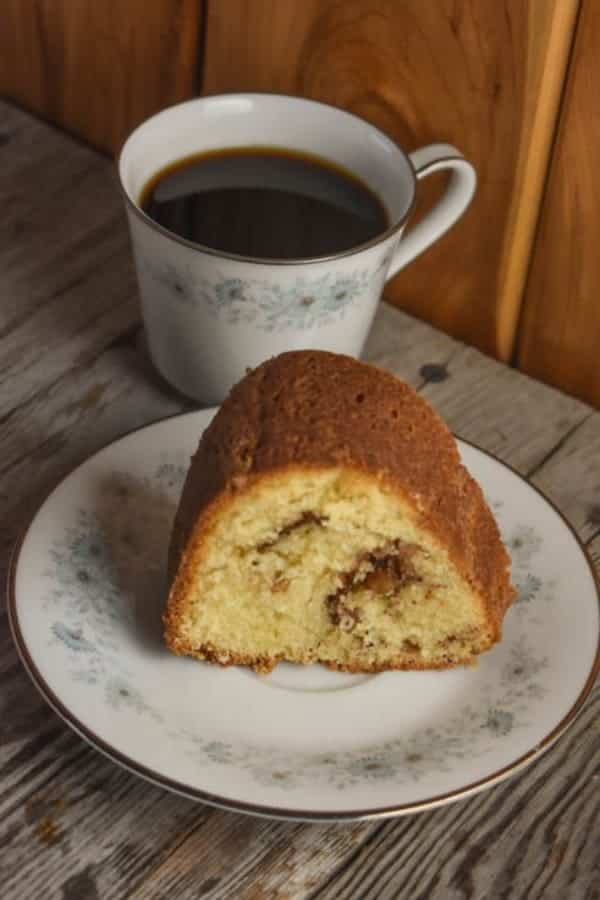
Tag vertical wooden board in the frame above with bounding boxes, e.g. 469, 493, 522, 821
0, 0, 203, 154
518, 0, 600, 409
202, 0, 577, 360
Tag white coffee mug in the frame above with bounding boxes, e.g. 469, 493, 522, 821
119, 94, 475, 404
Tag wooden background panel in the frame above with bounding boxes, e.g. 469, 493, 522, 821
518, 0, 600, 409
203, 0, 578, 360
0, 0, 203, 154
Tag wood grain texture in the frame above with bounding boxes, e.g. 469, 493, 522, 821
202, 0, 579, 360
0, 726, 210, 900
529, 412, 600, 543
518, 0, 600, 409
0, 101, 598, 900
0, 0, 202, 154
589, 532, 600, 571
126, 813, 376, 900
0, 102, 139, 421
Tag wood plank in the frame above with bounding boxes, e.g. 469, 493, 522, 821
203, 0, 579, 361
0, 101, 125, 326
518, 0, 600, 408
0, 113, 194, 890
0, 346, 201, 899
126, 813, 375, 900
0, 336, 186, 756
529, 412, 600, 543
0, 1, 202, 154
0, 101, 141, 419
0, 340, 188, 553
0, 720, 211, 900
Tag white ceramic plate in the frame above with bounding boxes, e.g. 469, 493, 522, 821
9, 410, 599, 821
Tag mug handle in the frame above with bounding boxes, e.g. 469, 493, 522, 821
386, 143, 476, 280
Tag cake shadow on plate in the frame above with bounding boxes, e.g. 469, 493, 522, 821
92, 472, 176, 656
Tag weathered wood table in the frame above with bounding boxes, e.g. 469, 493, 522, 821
1, 100, 598, 900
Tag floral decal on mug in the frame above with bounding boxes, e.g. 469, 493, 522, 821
141, 258, 375, 332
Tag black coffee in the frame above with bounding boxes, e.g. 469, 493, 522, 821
139, 147, 388, 259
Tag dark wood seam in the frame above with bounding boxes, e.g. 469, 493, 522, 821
585, 526, 600, 548
511, 0, 584, 370
195, 0, 209, 96
0, 96, 114, 159
526, 410, 595, 479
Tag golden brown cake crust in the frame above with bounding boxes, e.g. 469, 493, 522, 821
166, 351, 515, 658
